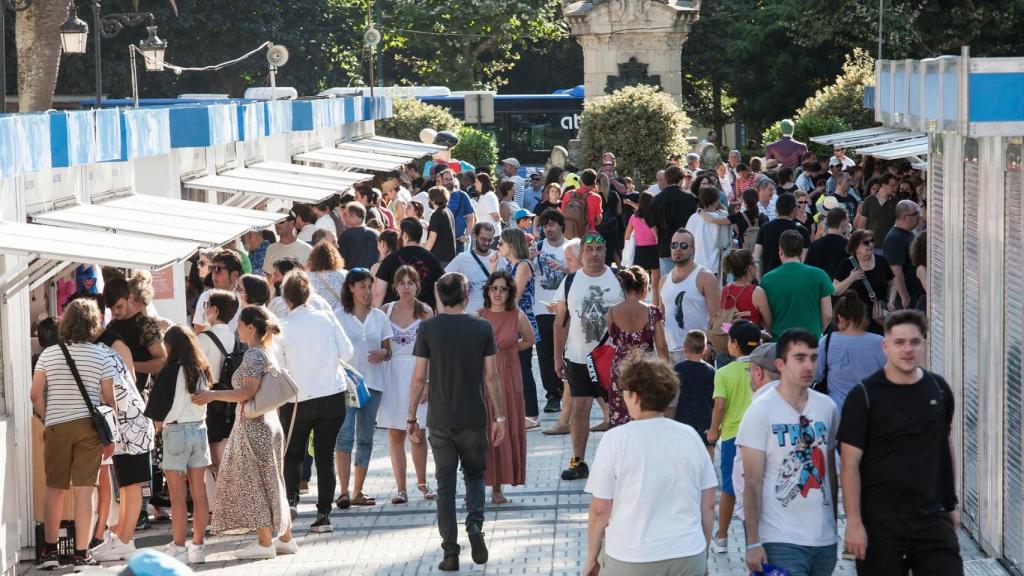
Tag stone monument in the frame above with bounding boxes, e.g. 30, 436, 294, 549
564, 0, 699, 106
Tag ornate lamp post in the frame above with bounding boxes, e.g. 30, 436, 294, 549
1, 0, 33, 112
59, 1, 167, 108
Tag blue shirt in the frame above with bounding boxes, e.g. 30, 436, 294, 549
523, 185, 544, 212
447, 190, 476, 238
814, 331, 886, 411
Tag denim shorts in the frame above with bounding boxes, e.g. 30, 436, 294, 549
335, 388, 383, 468
761, 542, 837, 576
161, 422, 212, 472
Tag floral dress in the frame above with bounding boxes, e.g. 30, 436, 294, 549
506, 260, 540, 343
608, 306, 664, 428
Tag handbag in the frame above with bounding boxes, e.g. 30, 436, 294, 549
849, 256, 886, 326
58, 343, 119, 447
812, 331, 833, 395
586, 332, 615, 392
341, 361, 371, 408
621, 232, 636, 268
244, 349, 298, 417
708, 285, 752, 353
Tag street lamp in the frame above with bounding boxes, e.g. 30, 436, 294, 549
1, 0, 34, 112
60, 1, 167, 108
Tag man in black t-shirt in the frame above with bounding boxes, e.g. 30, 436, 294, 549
372, 218, 446, 309
838, 310, 962, 576
339, 203, 379, 269
805, 207, 849, 280
645, 165, 699, 276
754, 193, 810, 278
882, 200, 923, 309
408, 273, 506, 571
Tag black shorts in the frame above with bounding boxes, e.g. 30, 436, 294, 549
566, 360, 606, 399
634, 245, 660, 271
112, 452, 153, 487
857, 512, 962, 576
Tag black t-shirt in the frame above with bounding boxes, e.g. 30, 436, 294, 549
728, 210, 769, 240
375, 245, 446, 309
410, 176, 425, 194
621, 191, 641, 225
805, 233, 849, 281
413, 314, 497, 429
755, 218, 811, 275
838, 369, 956, 520
673, 359, 716, 434
645, 185, 699, 257
107, 312, 161, 392
835, 255, 895, 334
831, 191, 860, 222
882, 227, 922, 306
427, 207, 457, 263
339, 226, 380, 270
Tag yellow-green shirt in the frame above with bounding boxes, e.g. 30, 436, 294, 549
712, 360, 752, 440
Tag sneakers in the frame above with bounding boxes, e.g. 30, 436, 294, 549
543, 399, 561, 413
309, 512, 333, 533
273, 537, 299, 555
710, 536, 728, 554
234, 540, 276, 560
468, 531, 489, 564
91, 536, 136, 562
186, 541, 206, 564
71, 551, 98, 567
36, 549, 60, 570
561, 457, 589, 480
163, 542, 188, 563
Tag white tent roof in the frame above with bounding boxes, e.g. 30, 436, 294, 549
246, 161, 369, 182
293, 148, 407, 172
183, 174, 336, 204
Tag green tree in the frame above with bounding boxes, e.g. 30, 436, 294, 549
452, 126, 497, 171
678, 0, 735, 134
376, 97, 461, 142
579, 85, 689, 184
796, 48, 875, 130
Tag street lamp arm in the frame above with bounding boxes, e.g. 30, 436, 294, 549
98, 12, 154, 38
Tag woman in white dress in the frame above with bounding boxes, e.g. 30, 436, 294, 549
376, 265, 435, 504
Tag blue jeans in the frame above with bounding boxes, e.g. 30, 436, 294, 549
335, 388, 383, 467
760, 542, 837, 576
659, 257, 674, 277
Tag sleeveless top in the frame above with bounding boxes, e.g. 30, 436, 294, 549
506, 259, 540, 343
721, 283, 762, 326
661, 264, 710, 352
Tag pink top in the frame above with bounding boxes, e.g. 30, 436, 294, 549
629, 214, 657, 246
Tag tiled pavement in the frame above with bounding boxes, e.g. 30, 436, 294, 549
24, 369, 1005, 575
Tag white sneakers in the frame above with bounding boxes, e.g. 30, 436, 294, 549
163, 542, 188, 563
274, 537, 299, 555
709, 536, 728, 554
91, 536, 137, 562
234, 540, 277, 560
186, 541, 206, 564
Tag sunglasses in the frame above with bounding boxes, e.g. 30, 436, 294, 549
209, 265, 225, 274
488, 285, 509, 292
671, 242, 691, 250
582, 234, 606, 245
862, 239, 874, 246
798, 201, 809, 205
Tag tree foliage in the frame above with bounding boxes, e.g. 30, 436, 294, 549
796, 48, 875, 131
579, 85, 689, 184
762, 116, 851, 158
376, 97, 461, 142
452, 126, 497, 172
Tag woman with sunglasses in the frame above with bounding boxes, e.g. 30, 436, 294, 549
333, 269, 392, 508
479, 271, 535, 503
833, 229, 894, 335
792, 189, 821, 240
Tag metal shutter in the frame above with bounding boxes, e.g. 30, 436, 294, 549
930, 142, 945, 368
1006, 166, 1024, 571
962, 160, 981, 528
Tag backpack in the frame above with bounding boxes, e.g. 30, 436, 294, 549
201, 331, 244, 391
708, 284, 752, 352
563, 190, 589, 240
741, 211, 760, 250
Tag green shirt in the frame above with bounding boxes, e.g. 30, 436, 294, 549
761, 261, 836, 340
712, 360, 752, 440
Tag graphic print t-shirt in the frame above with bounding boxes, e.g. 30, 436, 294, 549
559, 268, 624, 364
735, 387, 839, 546
534, 239, 568, 315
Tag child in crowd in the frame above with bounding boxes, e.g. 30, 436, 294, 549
672, 330, 717, 460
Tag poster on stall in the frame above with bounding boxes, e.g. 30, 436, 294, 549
151, 267, 175, 300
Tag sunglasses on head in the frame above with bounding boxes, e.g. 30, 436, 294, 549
582, 234, 606, 245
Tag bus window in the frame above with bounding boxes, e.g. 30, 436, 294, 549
506, 113, 578, 165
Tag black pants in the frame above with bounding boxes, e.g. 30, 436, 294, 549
279, 391, 346, 514
518, 346, 539, 418
429, 427, 487, 557
857, 512, 963, 576
535, 315, 562, 402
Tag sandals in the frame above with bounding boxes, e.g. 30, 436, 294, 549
335, 493, 351, 510
391, 491, 408, 505
491, 494, 509, 505
418, 483, 437, 500
350, 492, 376, 506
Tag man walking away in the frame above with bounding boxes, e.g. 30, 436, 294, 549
739, 329, 839, 576
883, 200, 923, 310
408, 273, 507, 571
839, 310, 962, 576
756, 230, 835, 340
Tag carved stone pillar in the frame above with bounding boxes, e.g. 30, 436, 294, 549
564, 0, 699, 106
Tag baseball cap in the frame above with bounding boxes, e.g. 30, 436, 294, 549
563, 172, 580, 189
513, 208, 534, 222
728, 320, 762, 351
748, 343, 778, 373
501, 157, 521, 170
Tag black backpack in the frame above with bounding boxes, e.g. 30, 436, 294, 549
201, 331, 244, 391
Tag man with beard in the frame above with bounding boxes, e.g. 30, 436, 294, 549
373, 218, 446, 309
658, 228, 720, 365
444, 222, 505, 315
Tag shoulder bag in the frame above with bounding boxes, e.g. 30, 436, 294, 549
812, 331, 833, 395
848, 256, 887, 326
708, 284, 752, 353
58, 344, 119, 447
586, 331, 614, 392
245, 349, 298, 417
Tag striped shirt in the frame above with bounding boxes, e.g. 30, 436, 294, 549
35, 343, 116, 427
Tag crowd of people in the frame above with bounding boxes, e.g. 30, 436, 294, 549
30, 121, 956, 575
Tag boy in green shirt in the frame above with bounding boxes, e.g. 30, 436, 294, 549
707, 320, 762, 553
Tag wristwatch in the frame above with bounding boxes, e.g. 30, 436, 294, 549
494, 416, 507, 423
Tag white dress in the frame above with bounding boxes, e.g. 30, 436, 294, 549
376, 303, 428, 430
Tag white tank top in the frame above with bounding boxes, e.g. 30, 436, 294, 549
661, 264, 710, 352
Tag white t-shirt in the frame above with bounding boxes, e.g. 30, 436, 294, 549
586, 418, 718, 562
686, 209, 728, 274
297, 224, 316, 243
475, 191, 502, 234
534, 237, 568, 316
335, 307, 393, 392
645, 183, 662, 196
558, 267, 623, 364
164, 370, 208, 424
314, 213, 336, 233
269, 292, 333, 321
735, 386, 839, 546
445, 250, 506, 315
262, 239, 313, 275
191, 290, 241, 332
35, 343, 116, 426
734, 380, 778, 521
411, 191, 435, 220
197, 324, 237, 386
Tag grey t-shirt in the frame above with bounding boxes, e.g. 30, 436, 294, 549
413, 313, 497, 429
